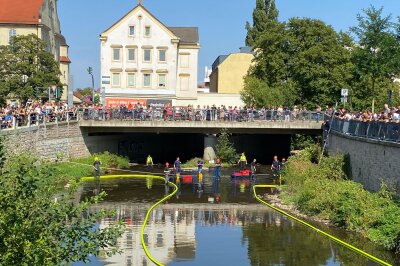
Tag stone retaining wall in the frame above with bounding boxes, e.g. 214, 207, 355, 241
327, 131, 400, 194
1, 121, 90, 161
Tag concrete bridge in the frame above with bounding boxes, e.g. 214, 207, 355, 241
79, 119, 322, 135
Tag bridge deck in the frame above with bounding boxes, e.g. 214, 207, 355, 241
79, 120, 322, 134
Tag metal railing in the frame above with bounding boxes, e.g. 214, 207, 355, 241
0, 107, 324, 131
0, 111, 78, 130
330, 117, 400, 143
78, 108, 324, 123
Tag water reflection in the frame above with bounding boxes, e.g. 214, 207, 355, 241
77, 177, 397, 266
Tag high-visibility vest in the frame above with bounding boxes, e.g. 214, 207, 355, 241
147, 156, 153, 164
240, 155, 246, 162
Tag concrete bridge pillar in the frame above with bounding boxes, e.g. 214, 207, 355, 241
203, 135, 217, 162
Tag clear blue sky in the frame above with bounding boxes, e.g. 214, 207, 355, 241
57, 0, 399, 90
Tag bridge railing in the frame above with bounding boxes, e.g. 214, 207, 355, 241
330, 117, 400, 143
0, 111, 78, 131
78, 108, 324, 123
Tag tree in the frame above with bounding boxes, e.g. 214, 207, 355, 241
0, 34, 61, 103
350, 6, 400, 111
0, 153, 124, 265
77, 87, 94, 96
215, 129, 237, 164
245, 0, 279, 46
243, 17, 353, 109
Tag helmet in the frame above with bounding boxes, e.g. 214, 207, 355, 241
94, 157, 99, 161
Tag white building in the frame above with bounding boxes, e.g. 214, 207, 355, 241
100, 2, 200, 107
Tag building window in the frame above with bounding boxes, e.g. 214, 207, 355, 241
158, 50, 166, 62
158, 74, 166, 88
8, 29, 16, 43
143, 73, 151, 87
144, 26, 151, 37
180, 54, 189, 68
127, 48, 136, 61
143, 49, 152, 63
112, 73, 121, 86
112, 48, 121, 61
127, 73, 136, 87
180, 75, 189, 91
129, 26, 135, 36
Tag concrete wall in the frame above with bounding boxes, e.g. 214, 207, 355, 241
1, 122, 90, 161
327, 132, 400, 194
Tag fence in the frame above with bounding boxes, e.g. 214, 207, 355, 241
330, 117, 400, 143
1, 108, 324, 131
0, 111, 78, 130
78, 108, 324, 123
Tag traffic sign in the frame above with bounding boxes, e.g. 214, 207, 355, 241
341, 89, 349, 97
341, 97, 347, 103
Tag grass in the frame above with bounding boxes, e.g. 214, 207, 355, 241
52, 152, 130, 181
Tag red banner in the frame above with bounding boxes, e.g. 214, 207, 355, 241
105, 98, 147, 108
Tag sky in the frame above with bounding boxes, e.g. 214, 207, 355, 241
57, 0, 400, 90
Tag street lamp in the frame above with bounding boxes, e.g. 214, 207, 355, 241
87, 67, 94, 105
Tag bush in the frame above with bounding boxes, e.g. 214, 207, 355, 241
281, 148, 400, 253
0, 153, 124, 265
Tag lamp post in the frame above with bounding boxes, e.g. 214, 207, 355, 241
87, 67, 94, 105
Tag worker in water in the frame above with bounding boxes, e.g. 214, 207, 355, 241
174, 157, 181, 173
238, 152, 247, 170
213, 157, 221, 193
281, 158, 286, 170
93, 157, 101, 177
214, 157, 221, 180
197, 158, 204, 190
93, 157, 101, 194
146, 155, 153, 168
164, 162, 170, 185
250, 159, 257, 181
271, 155, 281, 179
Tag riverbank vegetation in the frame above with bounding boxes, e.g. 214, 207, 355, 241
0, 152, 125, 265
280, 145, 400, 253
54, 152, 130, 179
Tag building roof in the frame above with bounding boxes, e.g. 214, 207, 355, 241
0, 0, 43, 25
60, 56, 71, 64
168, 27, 199, 44
212, 55, 228, 71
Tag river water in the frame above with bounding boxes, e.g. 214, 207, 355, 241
73, 167, 399, 266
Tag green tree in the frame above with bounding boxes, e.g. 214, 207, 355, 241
76, 87, 93, 97
287, 18, 354, 108
0, 34, 61, 103
0, 154, 124, 265
245, 0, 279, 46
215, 129, 237, 164
350, 6, 400, 111
243, 17, 353, 109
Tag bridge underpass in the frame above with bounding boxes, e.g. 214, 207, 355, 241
80, 120, 321, 164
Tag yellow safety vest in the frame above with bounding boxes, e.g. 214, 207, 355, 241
147, 156, 153, 164
240, 155, 246, 162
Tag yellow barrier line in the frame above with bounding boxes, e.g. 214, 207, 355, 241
253, 185, 392, 266
82, 174, 177, 266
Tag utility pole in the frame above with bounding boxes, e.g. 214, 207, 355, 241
87, 67, 94, 105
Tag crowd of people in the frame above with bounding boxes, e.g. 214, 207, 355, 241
0, 101, 78, 129
83, 103, 323, 122
2, 100, 400, 130
329, 104, 400, 123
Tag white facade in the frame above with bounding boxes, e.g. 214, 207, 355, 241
100, 4, 199, 107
